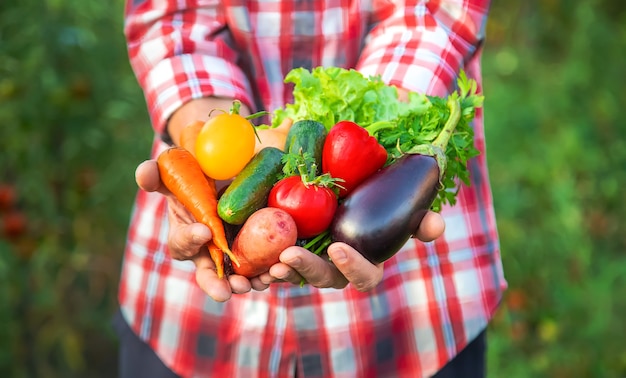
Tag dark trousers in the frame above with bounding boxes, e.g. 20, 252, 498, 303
113, 310, 486, 378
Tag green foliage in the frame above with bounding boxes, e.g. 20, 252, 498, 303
0, 1, 150, 377
484, 1, 626, 377
0, 0, 625, 377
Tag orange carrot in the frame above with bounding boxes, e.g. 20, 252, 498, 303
179, 120, 205, 156
157, 146, 240, 268
207, 241, 225, 278
179, 121, 229, 274
178, 120, 219, 200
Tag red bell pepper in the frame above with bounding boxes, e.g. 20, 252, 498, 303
321, 120, 389, 197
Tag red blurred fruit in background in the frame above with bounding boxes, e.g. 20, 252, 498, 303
0, 184, 16, 212
2, 210, 27, 239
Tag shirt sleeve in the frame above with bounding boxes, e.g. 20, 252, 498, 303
357, 0, 491, 96
124, 0, 254, 135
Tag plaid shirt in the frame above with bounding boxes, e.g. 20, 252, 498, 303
120, 1, 507, 377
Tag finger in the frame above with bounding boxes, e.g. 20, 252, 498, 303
257, 269, 292, 285
168, 222, 212, 260
275, 117, 293, 132
135, 160, 171, 195
249, 276, 271, 291
277, 247, 348, 289
268, 262, 306, 286
257, 271, 276, 285
326, 242, 383, 292
413, 211, 446, 242
193, 251, 232, 302
227, 274, 253, 294
166, 195, 199, 225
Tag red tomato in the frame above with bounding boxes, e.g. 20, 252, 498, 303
2, 210, 26, 239
0, 184, 16, 212
268, 176, 338, 239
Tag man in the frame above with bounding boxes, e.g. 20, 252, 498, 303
115, 1, 507, 377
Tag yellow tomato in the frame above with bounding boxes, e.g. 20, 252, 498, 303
195, 108, 256, 180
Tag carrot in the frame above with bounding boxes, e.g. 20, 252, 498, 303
179, 120, 230, 274
179, 120, 205, 156
157, 146, 240, 268
207, 241, 225, 278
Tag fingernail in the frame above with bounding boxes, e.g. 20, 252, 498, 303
192, 229, 211, 244
330, 246, 347, 264
280, 250, 301, 267
285, 256, 301, 267
275, 271, 292, 281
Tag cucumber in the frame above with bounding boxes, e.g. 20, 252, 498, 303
217, 147, 285, 225
284, 120, 327, 173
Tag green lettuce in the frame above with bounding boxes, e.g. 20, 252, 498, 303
270, 66, 430, 130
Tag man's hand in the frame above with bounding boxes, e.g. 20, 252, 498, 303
259, 211, 445, 292
135, 160, 266, 302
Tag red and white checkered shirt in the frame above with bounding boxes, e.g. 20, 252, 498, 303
119, 1, 507, 377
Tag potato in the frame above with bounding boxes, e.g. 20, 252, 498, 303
231, 207, 298, 277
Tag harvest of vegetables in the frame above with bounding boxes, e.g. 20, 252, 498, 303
155, 66, 483, 277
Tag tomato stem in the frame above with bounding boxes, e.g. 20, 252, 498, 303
225, 100, 268, 143
296, 162, 313, 186
245, 110, 270, 120
230, 100, 241, 115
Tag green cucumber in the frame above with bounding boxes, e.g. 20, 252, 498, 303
284, 120, 327, 173
218, 147, 285, 225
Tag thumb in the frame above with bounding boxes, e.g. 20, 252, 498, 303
326, 243, 383, 292
135, 160, 171, 195
168, 222, 212, 260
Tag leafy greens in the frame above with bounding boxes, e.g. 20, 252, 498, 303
269, 66, 483, 211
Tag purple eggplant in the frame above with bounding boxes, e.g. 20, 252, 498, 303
330, 98, 462, 263
330, 154, 440, 263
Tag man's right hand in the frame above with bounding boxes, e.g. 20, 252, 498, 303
134, 160, 270, 302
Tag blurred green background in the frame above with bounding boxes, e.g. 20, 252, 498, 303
1, 1, 624, 377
